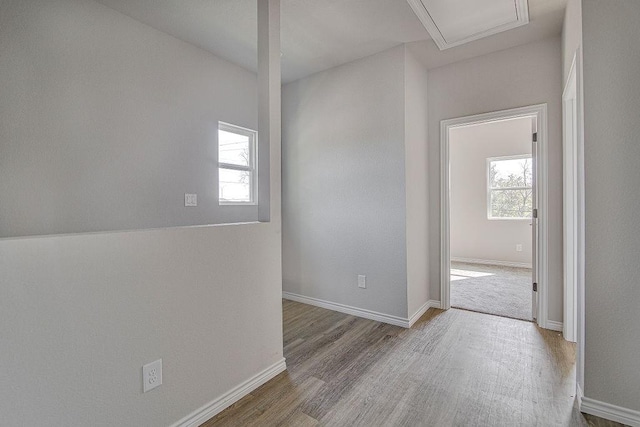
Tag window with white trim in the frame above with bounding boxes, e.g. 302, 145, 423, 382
218, 122, 257, 205
487, 155, 532, 219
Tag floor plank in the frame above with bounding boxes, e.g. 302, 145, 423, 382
201, 300, 625, 427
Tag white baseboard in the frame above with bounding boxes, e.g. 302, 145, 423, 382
283, 292, 439, 329
581, 396, 640, 426
577, 383, 584, 409
171, 358, 287, 427
283, 292, 408, 327
451, 257, 532, 269
545, 320, 563, 332
408, 300, 442, 327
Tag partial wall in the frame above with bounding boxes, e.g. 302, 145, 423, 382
0, 1, 283, 425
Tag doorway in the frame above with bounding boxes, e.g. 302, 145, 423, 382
441, 105, 549, 328
449, 118, 534, 320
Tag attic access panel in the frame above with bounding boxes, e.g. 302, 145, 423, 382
407, 0, 529, 50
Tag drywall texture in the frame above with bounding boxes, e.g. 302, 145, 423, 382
282, 46, 409, 318
582, 0, 640, 412
0, 1, 284, 425
427, 37, 564, 323
450, 118, 533, 266
404, 47, 431, 316
0, 0, 261, 238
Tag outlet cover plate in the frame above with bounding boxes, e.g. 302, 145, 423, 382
142, 359, 162, 393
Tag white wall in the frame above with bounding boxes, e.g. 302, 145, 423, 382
0, 0, 260, 238
450, 118, 533, 266
0, 224, 283, 426
282, 46, 409, 318
0, 1, 283, 425
581, 0, 640, 413
404, 47, 431, 316
427, 37, 564, 322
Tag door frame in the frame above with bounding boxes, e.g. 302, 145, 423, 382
562, 53, 580, 343
562, 49, 585, 394
440, 104, 549, 328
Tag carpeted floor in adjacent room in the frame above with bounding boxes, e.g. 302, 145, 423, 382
451, 261, 532, 321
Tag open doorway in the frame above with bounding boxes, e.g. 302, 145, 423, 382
441, 104, 549, 327
449, 117, 534, 320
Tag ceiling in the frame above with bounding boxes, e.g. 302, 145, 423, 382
408, 0, 530, 49
95, 0, 567, 83
408, 0, 566, 70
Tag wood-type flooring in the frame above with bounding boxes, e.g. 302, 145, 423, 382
203, 300, 624, 426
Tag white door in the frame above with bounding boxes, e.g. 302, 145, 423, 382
531, 118, 539, 322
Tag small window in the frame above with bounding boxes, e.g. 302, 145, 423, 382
487, 155, 532, 219
218, 122, 257, 205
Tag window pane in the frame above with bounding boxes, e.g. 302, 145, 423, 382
489, 157, 532, 188
490, 189, 532, 218
218, 129, 250, 167
219, 168, 252, 202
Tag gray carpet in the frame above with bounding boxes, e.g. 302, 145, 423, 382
450, 262, 532, 321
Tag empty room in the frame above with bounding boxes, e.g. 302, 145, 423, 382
449, 116, 535, 321
1, 0, 639, 426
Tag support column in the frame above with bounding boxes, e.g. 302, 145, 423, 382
257, 0, 281, 224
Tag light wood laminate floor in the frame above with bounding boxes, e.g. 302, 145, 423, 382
203, 301, 624, 427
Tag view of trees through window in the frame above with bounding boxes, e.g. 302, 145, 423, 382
218, 124, 256, 204
488, 156, 532, 219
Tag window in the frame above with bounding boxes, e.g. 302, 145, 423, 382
218, 122, 257, 205
487, 155, 532, 219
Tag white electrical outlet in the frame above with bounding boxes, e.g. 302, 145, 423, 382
142, 359, 162, 393
185, 193, 197, 207
516, 244, 523, 252
358, 275, 366, 289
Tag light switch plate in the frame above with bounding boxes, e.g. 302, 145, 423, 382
185, 193, 197, 207
358, 275, 366, 289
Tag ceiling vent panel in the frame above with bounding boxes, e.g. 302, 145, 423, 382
407, 0, 529, 50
